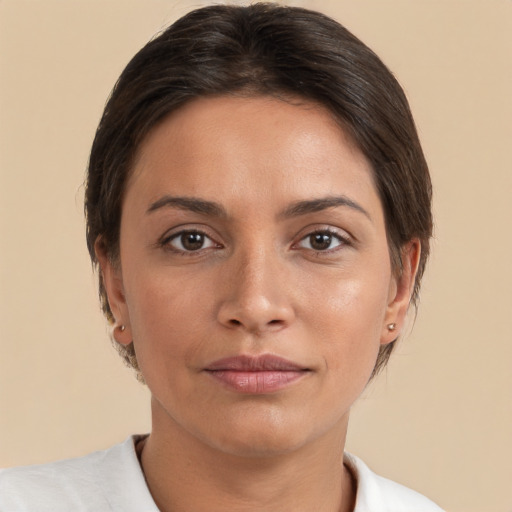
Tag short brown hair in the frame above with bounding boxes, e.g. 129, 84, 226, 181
85, 3, 432, 379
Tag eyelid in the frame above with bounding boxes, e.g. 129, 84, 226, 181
158, 225, 223, 253
291, 225, 353, 252
156, 223, 352, 255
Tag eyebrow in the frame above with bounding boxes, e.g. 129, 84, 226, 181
146, 194, 370, 220
279, 196, 371, 220
147, 196, 227, 217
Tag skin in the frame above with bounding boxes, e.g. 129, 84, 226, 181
97, 95, 420, 512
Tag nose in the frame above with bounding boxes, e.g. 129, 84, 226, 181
216, 246, 295, 334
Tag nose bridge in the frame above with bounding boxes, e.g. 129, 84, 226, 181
217, 237, 294, 332
240, 242, 273, 289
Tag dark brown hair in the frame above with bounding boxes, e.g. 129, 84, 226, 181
85, 2, 432, 379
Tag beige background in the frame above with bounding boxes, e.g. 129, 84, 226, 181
1, 1, 511, 511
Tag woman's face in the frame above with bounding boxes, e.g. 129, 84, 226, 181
100, 95, 416, 456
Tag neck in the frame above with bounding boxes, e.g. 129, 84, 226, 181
140, 399, 356, 512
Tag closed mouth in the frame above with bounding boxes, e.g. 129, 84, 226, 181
203, 354, 311, 393
204, 354, 309, 372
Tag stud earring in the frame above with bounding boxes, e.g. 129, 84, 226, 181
113, 324, 130, 346
114, 324, 125, 334
387, 323, 397, 331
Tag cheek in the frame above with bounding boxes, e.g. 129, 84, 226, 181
302, 270, 389, 373
304, 265, 389, 330
123, 269, 213, 370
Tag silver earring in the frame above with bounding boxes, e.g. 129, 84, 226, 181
387, 323, 396, 331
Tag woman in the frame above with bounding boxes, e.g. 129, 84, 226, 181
0, 3, 442, 511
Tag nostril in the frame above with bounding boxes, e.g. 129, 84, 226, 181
227, 318, 281, 328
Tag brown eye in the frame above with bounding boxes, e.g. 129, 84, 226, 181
296, 230, 347, 252
168, 231, 216, 252
310, 233, 333, 250
182, 232, 204, 250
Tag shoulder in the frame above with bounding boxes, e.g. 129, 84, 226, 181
0, 436, 157, 512
0, 451, 106, 511
344, 452, 444, 512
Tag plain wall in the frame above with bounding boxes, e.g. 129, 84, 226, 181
1, 1, 511, 511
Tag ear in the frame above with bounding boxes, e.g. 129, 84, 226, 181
94, 238, 132, 346
381, 239, 421, 345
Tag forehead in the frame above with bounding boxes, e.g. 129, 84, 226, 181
127, 95, 381, 219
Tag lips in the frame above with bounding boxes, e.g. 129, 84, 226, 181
204, 354, 310, 393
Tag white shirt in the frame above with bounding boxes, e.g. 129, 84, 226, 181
0, 436, 444, 511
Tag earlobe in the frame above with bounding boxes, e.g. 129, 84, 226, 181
94, 238, 132, 345
381, 240, 421, 345
112, 323, 131, 346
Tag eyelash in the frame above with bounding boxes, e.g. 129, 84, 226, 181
159, 229, 221, 255
158, 227, 351, 256
293, 228, 351, 254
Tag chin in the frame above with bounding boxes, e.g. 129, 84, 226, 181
196, 406, 334, 459
209, 428, 309, 458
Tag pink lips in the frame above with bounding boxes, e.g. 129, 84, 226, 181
204, 354, 309, 394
